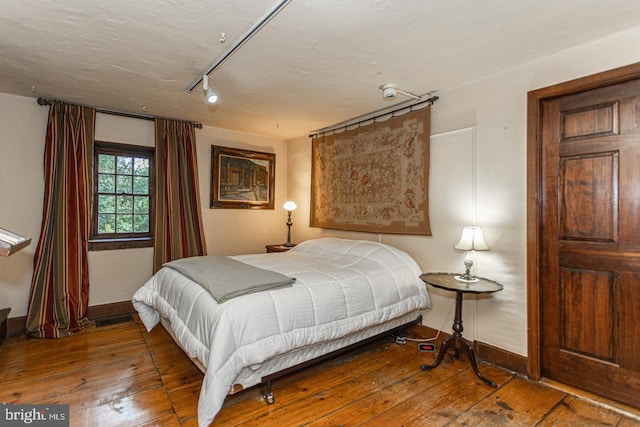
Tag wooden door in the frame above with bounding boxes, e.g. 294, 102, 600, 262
540, 78, 640, 407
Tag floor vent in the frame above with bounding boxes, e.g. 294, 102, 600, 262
95, 314, 133, 327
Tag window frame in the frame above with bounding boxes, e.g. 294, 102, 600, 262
89, 140, 155, 251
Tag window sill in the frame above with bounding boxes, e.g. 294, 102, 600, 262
89, 237, 153, 251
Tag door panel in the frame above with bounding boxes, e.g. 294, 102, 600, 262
559, 153, 617, 242
540, 78, 640, 407
560, 268, 614, 361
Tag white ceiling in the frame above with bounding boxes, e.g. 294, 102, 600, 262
2, 0, 640, 139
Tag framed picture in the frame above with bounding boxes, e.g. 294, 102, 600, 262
210, 145, 275, 209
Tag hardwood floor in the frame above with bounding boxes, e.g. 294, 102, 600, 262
1, 315, 639, 426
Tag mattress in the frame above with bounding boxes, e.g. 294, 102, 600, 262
132, 238, 430, 426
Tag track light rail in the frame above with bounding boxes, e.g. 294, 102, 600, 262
186, 0, 293, 93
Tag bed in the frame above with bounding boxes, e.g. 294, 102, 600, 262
132, 237, 430, 426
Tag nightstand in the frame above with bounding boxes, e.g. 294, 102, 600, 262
419, 272, 503, 387
265, 244, 296, 253
0, 307, 10, 346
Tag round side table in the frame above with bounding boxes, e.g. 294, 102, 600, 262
419, 272, 503, 387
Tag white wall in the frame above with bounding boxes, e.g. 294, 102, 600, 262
286, 25, 640, 357
195, 127, 289, 255
0, 97, 289, 318
88, 114, 155, 306
0, 94, 46, 318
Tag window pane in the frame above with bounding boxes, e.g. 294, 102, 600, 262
98, 154, 115, 173
98, 174, 115, 193
98, 214, 116, 234
133, 176, 148, 194
134, 158, 150, 176
92, 142, 154, 248
117, 215, 133, 233
133, 196, 149, 213
117, 175, 133, 194
98, 195, 115, 213
134, 214, 149, 232
117, 156, 133, 175
117, 195, 133, 213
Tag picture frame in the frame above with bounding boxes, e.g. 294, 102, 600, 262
210, 145, 275, 209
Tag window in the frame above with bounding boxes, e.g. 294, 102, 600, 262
90, 141, 154, 250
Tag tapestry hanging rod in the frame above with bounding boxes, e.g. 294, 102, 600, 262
37, 98, 203, 129
308, 94, 438, 139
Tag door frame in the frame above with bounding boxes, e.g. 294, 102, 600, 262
527, 61, 640, 380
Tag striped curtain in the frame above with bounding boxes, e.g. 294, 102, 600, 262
26, 102, 95, 338
153, 119, 207, 272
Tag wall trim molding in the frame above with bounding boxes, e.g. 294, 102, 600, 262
8, 303, 527, 376
476, 341, 528, 375
418, 325, 527, 376
7, 301, 135, 337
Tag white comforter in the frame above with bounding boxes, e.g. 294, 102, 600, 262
132, 238, 430, 426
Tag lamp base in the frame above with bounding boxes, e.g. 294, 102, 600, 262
456, 256, 478, 282
282, 243, 295, 248
455, 274, 479, 283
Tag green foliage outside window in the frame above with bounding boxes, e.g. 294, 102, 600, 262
97, 153, 150, 235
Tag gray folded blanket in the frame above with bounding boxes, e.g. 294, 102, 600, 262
164, 255, 295, 303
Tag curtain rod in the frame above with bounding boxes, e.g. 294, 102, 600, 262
37, 98, 203, 129
309, 95, 438, 139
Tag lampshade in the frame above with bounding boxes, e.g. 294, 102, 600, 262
454, 227, 490, 251
283, 201, 297, 211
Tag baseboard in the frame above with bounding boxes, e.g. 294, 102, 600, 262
7, 300, 135, 337
8, 304, 528, 376
475, 340, 528, 376
86, 301, 135, 320
416, 324, 527, 376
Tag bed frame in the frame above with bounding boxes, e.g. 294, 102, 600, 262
260, 314, 422, 404
161, 308, 423, 408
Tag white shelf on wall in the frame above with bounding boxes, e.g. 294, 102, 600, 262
0, 227, 31, 257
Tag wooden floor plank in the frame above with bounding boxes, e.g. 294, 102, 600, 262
308, 358, 469, 426
213, 339, 416, 426
2, 316, 639, 426
448, 377, 565, 426
70, 387, 175, 427
246, 342, 473, 427
240, 355, 425, 427
537, 395, 624, 426
167, 381, 201, 422
0, 322, 147, 383
358, 363, 513, 426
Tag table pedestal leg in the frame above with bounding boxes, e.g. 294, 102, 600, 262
420, 291, 497, 388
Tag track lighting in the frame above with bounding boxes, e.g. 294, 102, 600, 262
187, 0, 293, 93
379, 83, 422, 101
205, 88, 218, 104
202, 74, 218, 104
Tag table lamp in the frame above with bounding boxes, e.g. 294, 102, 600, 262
454, 226, 490, 282
283, 201, 297, 247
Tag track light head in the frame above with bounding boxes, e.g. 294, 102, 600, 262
202, 74, 218, 104
206, 88, 218, 104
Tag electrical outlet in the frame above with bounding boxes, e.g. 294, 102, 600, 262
418, 343, 436, 352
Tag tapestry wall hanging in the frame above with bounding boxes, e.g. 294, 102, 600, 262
310, 106, 431, 235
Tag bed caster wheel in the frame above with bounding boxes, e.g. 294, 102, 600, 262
265, 392, 275, 404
